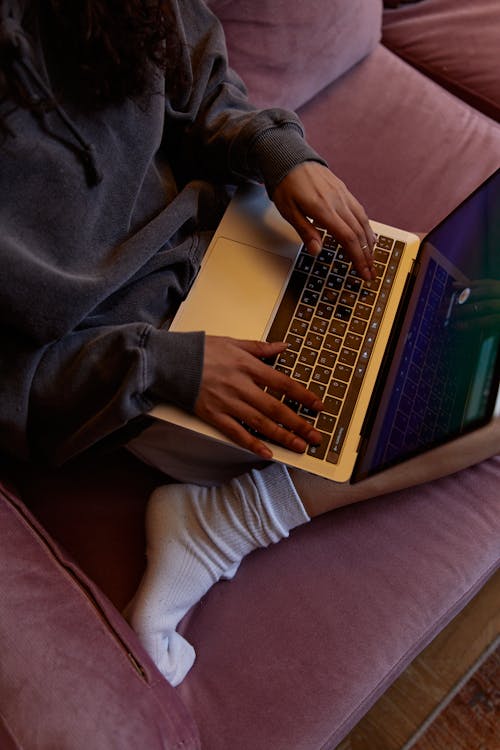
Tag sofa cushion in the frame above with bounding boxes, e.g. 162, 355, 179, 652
0, 478, 200, 750
178, 456, 500, 749
383, 0, 500, 122
207, 0, 382, 110
295, 44, 500, 232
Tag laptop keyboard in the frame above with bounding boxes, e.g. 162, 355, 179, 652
264, 231, 405, 463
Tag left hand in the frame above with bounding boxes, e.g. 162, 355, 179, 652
272, 162, 377, 281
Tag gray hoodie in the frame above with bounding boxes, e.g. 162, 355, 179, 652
0, 0, 323, 463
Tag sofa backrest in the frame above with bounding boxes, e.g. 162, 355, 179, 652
208, 0, 383, 110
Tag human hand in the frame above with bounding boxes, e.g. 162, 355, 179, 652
272, 162, 377, 282
194, 335, 325, 459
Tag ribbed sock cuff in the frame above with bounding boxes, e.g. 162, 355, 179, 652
250, 462, 310, 534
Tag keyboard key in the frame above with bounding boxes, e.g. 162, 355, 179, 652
328, 379, 347, 399
301, 290, 319, 306
354, 303, 371, 320
292, 363, 312, 382
285, 334, 303, 351
318, 248, 334, 264
329, 320, 347, 337
345, 332, 362, 349
334, 305, 353, 321
377, 235, 394, 251
308, 381, 327, 400
318, 351, 337, 368
339, 348, 357, 367
326, 274, 344, 290
306, 277, 323, 292
277, 350, 297, 368
312, 261, 330, 279
344, 276, 362, 293
299, 348, 318, 366
359, 288, 376, 305
333, 363, 353, 382
339, 291, 357, 307
317, 413, 337, 434
305, 332, 324, 349
311, 317, 328, 334
296, 304, 314, 321
312, 366, 332, 385
324, 334, 342, 352
317, 302, 335, 319
323, 396, 341, 416
307, 432, 330, 460
290, 318, 308, 336
349, 317, 367, 335
321, 288, 339, 305
374, 248, 389, 263
296, 253, 313, 273
332, 260, 349, 276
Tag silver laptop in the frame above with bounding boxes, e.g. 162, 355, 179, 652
151, 170, 500, 483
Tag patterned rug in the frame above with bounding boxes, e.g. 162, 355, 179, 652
404, 637, 500, 750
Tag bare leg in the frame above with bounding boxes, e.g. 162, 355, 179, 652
291, 417, 500, 518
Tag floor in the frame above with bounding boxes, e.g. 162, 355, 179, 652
336, 568, 500, 750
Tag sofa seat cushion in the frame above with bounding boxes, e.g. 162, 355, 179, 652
0, 477, 199, 750
207, 0, 382, 111
382, 0, 500, 122
178, 456, 500, 749
295, 45, 500, 232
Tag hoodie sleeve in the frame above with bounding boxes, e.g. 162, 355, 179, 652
24, 324, 205, 464
165, 0, 327, 194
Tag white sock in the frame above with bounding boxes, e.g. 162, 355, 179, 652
124, 463, 309, 686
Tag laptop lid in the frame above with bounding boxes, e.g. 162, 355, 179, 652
354, 168, 500, 481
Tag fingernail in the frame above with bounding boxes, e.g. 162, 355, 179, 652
308, 429, 322, 445
312, 399, 325, 411
291, 436, 307, 452
258, 445, 273, 459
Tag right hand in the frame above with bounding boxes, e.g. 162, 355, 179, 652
194, 335, 325, 459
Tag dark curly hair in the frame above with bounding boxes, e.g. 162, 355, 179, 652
1, 0, 183, 115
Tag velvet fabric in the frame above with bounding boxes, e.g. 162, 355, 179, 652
1, 0, 500, 748
0, 474, 200, 750
177, 457, 500, 749
4, 452, 499, 750
296, 45, 500, 233
383, 0, 500, 122
207, 0, 382, 111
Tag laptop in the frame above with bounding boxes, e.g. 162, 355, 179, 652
151, 169, 500, 483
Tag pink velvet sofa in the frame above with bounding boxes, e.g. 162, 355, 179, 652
1, 1, 499, 748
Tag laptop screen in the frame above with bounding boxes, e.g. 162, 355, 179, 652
356, 169, 500, 479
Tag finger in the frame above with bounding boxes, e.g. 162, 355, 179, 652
278, 207, 324, 257
233, 338, 289, 359
253, 362, 325, 411
209, 412, 276, 459
294, 194, 376, 282
241, 387, 323, 444
236, 400, 319, 453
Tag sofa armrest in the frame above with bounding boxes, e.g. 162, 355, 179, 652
0, 479, 200, 750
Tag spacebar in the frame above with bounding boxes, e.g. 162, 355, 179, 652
266, 272, 304, 343
326, 377, 363, 464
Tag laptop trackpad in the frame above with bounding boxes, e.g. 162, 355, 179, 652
170, 237, 294, 340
